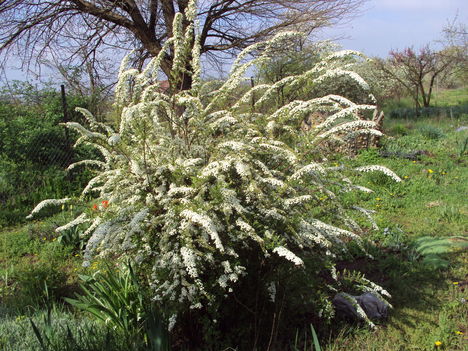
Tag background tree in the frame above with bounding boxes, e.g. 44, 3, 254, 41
41, 49, 116, 119
255, 38, 329, 106
440, 17, 468, 87
0, 0, 366, 91
256, 39, 375, 108
373, 45, 462, 115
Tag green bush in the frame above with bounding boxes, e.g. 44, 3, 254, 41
0, 230, 39, 258
387, 103, 468, 120
7, 244, 72, 309
388, 123, 409, 136
417, 125, 445, 140
0, 84, 97, 226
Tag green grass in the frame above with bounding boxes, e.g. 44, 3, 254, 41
382, 87, 468, 121
0, 205, 98, 311
384, 87, 468, 111
431, 87, 468, 107
318, 110, 468, 350
0, 89, 467, 350
0, 306, 133, 351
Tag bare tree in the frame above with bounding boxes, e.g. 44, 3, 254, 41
0, 0, 366, 91
441, 17, 468, 87
442, 15, 467, 51
374, 45, 461, 114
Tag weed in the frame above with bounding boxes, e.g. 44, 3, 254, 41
292, 324, 322, 351
417, 125, 445, 140
65, 262, 170, 351
388, 123, 409, 136
413, 236, 468, 269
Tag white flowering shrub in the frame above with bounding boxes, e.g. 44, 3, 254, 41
28, 0, 399, 338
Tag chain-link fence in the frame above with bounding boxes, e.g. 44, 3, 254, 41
0, 85, 94, 226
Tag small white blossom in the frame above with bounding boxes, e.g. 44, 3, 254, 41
55, 213, 89, 232
168, 314, 177, 331
108, 134, 121, 146
181, 246, 198, 278
180, 210, 224, 251
355, 165, 402, 182
27, 198, 71, 219
272, 246, 304, 266
267, 282, 277, 302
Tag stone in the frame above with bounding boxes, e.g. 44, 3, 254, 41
356, 292, 389, 320
333, 292, 389, 321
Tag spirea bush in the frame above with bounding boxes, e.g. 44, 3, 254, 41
28, 0, 398, 331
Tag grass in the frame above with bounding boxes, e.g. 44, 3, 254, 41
383, 87, 468, 121
0, 306, 133, 351
0, 89, 467, 350
431, 87, 468, 107
319, 107, 468, 350
384, 87, 468, 111
0, 215, 83, 311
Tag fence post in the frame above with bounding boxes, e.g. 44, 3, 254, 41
61, 85, 69, 137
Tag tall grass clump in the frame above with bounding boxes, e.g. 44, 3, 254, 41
65, 263, 169, 350
27, 0, 400, 347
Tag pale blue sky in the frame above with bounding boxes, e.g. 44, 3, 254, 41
320, 0, 467, 57
2, 0, 467, 82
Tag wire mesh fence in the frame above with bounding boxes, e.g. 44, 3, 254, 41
0, 85, 93, 226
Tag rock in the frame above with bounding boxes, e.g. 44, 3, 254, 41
455, 126, 468, 132
333, 292, 389, 321
356, 292, 389, 320
332, 293, 361, 320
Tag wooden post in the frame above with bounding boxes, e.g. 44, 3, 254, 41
61, 85, 69, 123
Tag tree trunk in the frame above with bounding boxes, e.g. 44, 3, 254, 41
414, 85, 420, 117
426, 74, 437, 107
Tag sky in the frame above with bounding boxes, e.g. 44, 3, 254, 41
320, 0, 468, 57
2, 0, 467, 82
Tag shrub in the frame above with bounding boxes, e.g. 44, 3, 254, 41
417, 125, 445, 140
28, 0, 400, 346
65, 263, 169, 351
388, 123, 409, 136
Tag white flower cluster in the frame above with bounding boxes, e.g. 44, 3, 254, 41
55, 213, 89, 233
290, 163, 326, 180
273, 246, 304, 266
355, 165, 402, 182
315, 120, 377, 142
67, 160, 107, 172
27, 198, 71, 219
267, 282, 277, 302
180, 210, 224, 251
284, 195, 313, 208
181, 246, 198, 278
315, 69, 370, 91
352, 206, 378, 230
